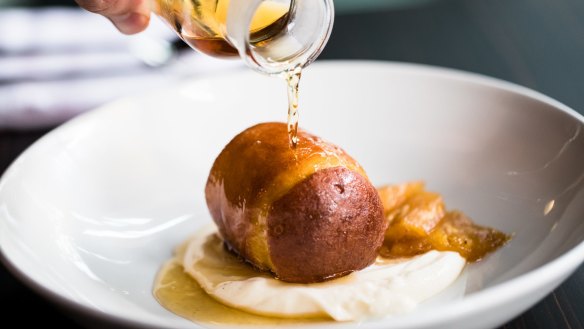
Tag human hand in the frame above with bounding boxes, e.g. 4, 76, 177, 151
74, 0, 150, 34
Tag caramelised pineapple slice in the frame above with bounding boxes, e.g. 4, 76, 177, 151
378, 182, 510, 262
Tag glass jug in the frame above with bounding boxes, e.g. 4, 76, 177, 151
152, 0, 335, 75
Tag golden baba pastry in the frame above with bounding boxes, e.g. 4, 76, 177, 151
205, 122, 388, 283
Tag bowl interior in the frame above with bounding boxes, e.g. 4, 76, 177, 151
1, 61, 583, 329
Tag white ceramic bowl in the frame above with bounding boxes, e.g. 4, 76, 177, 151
1, 61, 583, 329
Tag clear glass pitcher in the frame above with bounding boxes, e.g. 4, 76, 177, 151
151, 0, 335, 75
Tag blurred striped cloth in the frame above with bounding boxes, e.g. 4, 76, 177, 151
0, 8, 242, 130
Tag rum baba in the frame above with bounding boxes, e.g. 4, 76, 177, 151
154, 123, 509, 324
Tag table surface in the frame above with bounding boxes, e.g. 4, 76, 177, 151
1, 0, 583, 328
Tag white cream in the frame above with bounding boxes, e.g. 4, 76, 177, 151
182, 225, 466, 321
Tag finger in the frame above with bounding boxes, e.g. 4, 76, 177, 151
75, 0, 150, 34
109, 10, 150, 34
